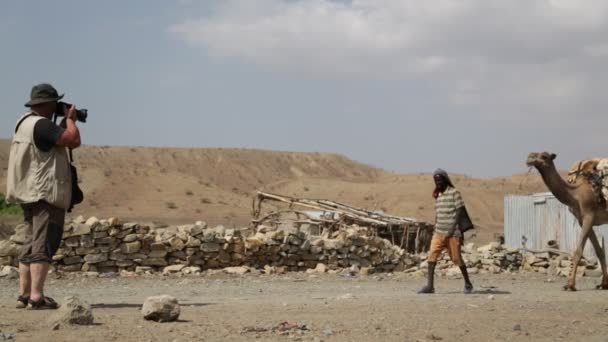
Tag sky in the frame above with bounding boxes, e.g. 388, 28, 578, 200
1, 0, 608, 177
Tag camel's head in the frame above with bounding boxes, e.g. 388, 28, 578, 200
526, 152, 557, 169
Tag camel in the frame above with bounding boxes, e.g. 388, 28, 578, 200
526, 152, 608, 291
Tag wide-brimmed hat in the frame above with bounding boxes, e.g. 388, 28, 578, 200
24, 83, 64, 107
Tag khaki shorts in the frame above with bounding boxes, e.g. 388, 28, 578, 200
18, 201, 65, 264
427, 232, 464, 266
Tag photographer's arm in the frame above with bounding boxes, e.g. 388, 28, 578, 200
57, 105, 81, 149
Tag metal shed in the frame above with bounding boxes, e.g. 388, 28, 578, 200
504, 192, 608, 261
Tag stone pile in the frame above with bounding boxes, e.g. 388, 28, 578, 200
430, 241, 600, 278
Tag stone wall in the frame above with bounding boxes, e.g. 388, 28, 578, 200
0, 217, 601, 278
0, 217, 418, 274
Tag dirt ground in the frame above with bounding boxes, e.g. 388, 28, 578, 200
1, 271, 607, 342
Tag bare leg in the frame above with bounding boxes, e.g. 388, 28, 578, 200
29, 262, 49, 301
587, 230, 608, 289
566, 215, 594, 291
18, 263, 31, 297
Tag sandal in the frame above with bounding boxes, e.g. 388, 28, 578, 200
26, 296, 59, 310
16, 296, 29, 309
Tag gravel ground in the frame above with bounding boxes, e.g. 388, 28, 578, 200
0, 271, 607, 341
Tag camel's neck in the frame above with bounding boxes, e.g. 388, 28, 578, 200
536, 163, 576, 206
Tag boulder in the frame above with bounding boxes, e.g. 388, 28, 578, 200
48, 296, 94, 329
142, 295, 180, 322
0, 266, 19, 279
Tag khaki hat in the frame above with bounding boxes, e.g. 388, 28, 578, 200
24, 83, 64, 107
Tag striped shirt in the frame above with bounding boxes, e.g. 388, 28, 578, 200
434, 187, 465, 234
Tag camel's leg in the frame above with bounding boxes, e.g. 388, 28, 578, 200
566, 215, 595, 291
587, 231, 608, 289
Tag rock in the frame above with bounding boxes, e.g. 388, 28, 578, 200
477, 242, 500, 253
445, 266, 462, 278
185, 237, 201, 248
177, 224, 202, 236
108, 217, 121, 226
200, 243, 221, 253
360, 267, 372, 276
264, 265, 276, 274
84, 254, 108, 264
136, 266, 153, 273
169, 237, 185, 251
141, 258, 168, 267
323, 239, 344, 250
223, 266, 249, 275
80, 235, 95, 248
315, 263, 327, 273
268, 230, 285, 241
463, 243, 476, 253
9, 224, 30, 244
59, 264, 82, 272
245, 238, 264, 251
123, 234, 138, 243
513, 324, 522, 331
64, 237, 80, 248
121, 241, 142, 254
181, 266, 201, 274
63, 256, 84, 265
81, 263, 97, 272
48, 296, 94, 329
64, 223, 91, 238
163, 265, 186, 274
0, 266, 19, 279
0, 332, 15, 340
85, 217, 100, 228
142, 295, 180, 322
0, 241, 19, 257
148, 249, 168, 258
467, 267, 479, 275
585, 268, 603, 277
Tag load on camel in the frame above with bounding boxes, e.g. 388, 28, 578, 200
527, 152, 608, 291
567, 158, 608, 203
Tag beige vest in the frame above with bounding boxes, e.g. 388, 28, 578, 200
6, 113, 72, 209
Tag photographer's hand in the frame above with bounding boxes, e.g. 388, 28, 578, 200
66, 105, 78, 122
57, 104, 81, 149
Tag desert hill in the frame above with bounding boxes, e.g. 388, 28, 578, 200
0, 139, 550, 242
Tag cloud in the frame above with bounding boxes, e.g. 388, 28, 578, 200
169, 0, 608, 119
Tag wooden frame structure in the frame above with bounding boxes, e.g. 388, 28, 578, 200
251, 191, 434, 254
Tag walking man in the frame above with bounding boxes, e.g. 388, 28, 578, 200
418, 168, 474, 294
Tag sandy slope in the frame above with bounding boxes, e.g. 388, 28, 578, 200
0, 139, 550, 243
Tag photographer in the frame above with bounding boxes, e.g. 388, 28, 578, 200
6, 83, 81, 310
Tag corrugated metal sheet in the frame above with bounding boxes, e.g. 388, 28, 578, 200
504, 193, 608, 262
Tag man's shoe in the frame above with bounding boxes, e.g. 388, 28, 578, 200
464, 283, 473, 294
16, 296, 29, 309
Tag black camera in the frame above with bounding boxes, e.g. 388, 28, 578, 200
56, 101, 88, 123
